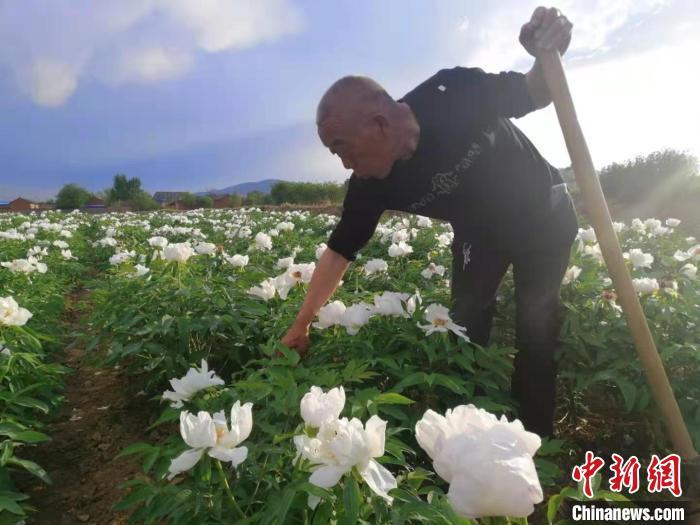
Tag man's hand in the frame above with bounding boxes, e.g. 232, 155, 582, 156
281, 323, 311, 356
520, 6, 573, 57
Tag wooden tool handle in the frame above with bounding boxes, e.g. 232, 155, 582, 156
538, 50, 697, 461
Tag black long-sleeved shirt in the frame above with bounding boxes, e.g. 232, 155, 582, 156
327, 66, 578, 261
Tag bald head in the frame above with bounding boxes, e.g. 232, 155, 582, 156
316, 75, 419, 180
316, 75, 396, 127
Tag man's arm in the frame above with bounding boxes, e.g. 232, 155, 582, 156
520, 6, 573, 110
291, 247, 350, 328
525, 59, 551, 110
282, 173, 385, 354
280, 247, 350, 354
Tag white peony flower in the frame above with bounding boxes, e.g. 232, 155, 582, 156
364, 258, 388, 276
295, 415, 397, 504
415, 405, 543, 519
276, 221, 295, 232
313, 301, 346, 329
27, 246, 48, 258
248, 278, 277, 301
673, 250, 690, 262
612, 222, 626, 233
163, 243, 194, 263
274, 263, 316, 300
578, 227, 596, 243
61, 249, 76, 260
194, 242, 217, 255
630, 218, 646, 233
681, 263, 697, 279
624, 248, 654, 269
148, 236, 169, 248
225, 254, 249, 268
276, 256, 295, 270
418, 304, 469, 341
300, 386, 345, 428
339, 303, 374, 335
561, 265, 582, 285
391, 229, 409, 244
167, 402, 252, 480
315, 243, 327, 260
406, 289, 422, 316
109, 250, 136, 266
644, 218, 668, 237
94, 237, 118, 247
632, 277, 659, 294
421, 262, 446, 279
53, 240, 70, 249
583, 244, 604, 263
133, 264, 150, 277
0, 296, 33, 327
436, 232, 453, 248
666, 218, 681, 228
1, 257, 47, 274
162, 360, 225, 408
372, 292, 409, 318
388, 241, 413, 258
416, 216, 433, 228
254, 232, 272, 250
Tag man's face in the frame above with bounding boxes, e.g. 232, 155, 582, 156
318, 114, 395, 180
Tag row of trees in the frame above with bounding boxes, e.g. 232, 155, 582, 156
269, 181, 346, 205
55, 174, 159, 210
49, 150, 699, 212
599, 149, 698, 202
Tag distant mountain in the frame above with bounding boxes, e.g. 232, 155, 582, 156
196, 179, 282, 197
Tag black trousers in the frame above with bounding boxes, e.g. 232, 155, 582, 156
450, 234, 575, 438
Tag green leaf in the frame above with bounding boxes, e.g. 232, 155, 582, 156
0, 495, 24, 515
0, 442, 13, 467
547, 494, 563, 524
112, 486, 154, 511
142, 448, 160, 474
341, 478, 360, 525
613, 378, 637, 412
10, 396, 49, 414
12, 431, 50, 444
7, 458, 51, 484
116, 442, 154, 459
261, 487, 296, 525
375, 393, 414, 405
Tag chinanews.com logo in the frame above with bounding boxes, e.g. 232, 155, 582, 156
567, 451, 693, 522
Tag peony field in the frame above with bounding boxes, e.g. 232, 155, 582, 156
1, 207, 698, 524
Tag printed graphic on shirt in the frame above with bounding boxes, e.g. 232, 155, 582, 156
408, 139, 484, 212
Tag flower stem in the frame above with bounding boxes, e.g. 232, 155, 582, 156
215, 460, 245, 519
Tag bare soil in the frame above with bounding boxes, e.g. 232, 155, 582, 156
20, 288, 154, 525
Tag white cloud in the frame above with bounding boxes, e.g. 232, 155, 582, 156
166, 0, 303, 52
516, 36, 700, 168
0, 0, 304, 107
558, 0, 669, 54
113, 47, 192, 84
25, 59, 78, 107
432, 0, 700, 168
446, 0, 673, 71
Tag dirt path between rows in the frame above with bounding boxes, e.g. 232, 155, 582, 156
22, 285, 154, 525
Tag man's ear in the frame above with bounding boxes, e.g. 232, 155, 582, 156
372, 114, 390, 137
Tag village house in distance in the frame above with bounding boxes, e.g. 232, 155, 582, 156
0, 197, 50, 212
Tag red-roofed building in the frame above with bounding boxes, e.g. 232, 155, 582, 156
9, 197, 40, 212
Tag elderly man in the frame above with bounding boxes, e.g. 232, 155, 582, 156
282, 6, 578, 438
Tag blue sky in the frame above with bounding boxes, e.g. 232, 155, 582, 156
1, 0, 698, 200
